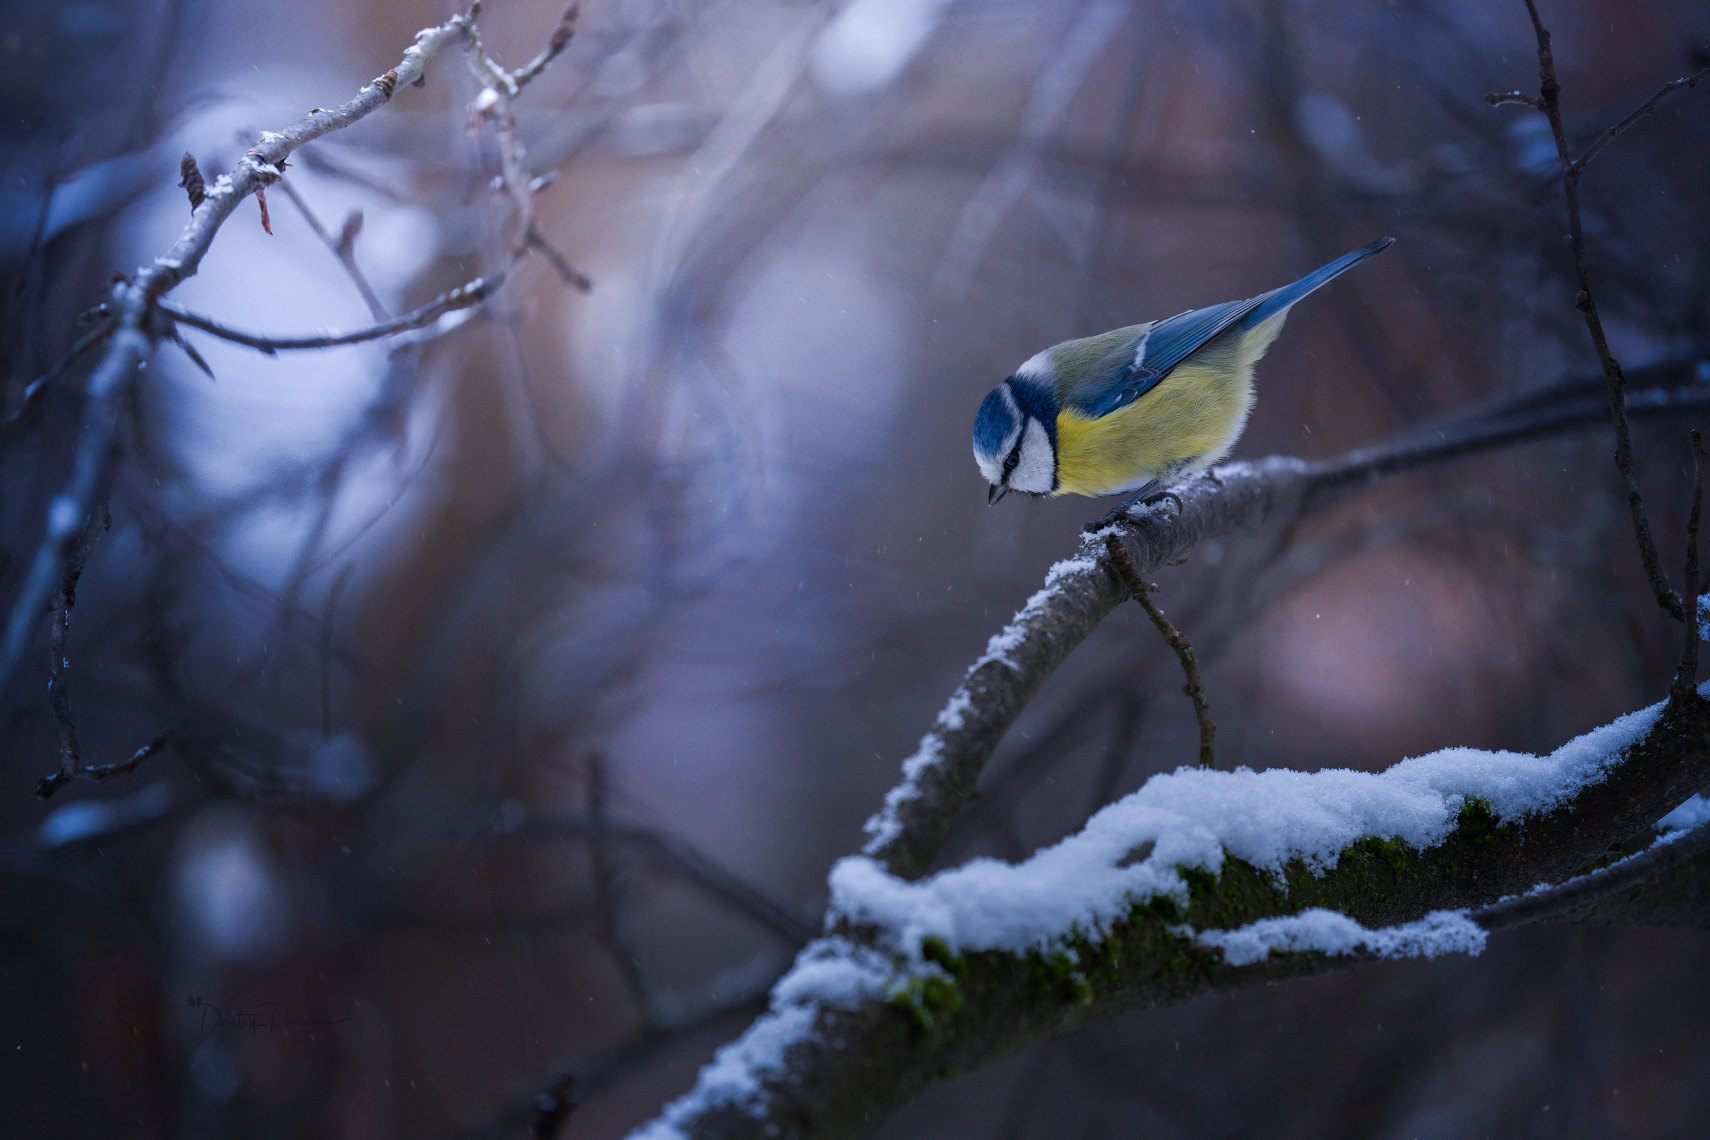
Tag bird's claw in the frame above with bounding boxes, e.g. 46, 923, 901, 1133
1081, 489, 1184, 534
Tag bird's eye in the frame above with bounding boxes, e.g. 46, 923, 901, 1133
1002, 449, 1020, 477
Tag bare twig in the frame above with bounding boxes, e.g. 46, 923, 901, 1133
589, 754, 664, 1031
1104, 537, 1215, 769
449, 972, 776, 1140
273, 179, 389, 320
1572, 66, 1709, 174
1496, 0, 1681, 620
319, 565, 353, 738
0, 13, 476, 695
0, 317, 116, 441
46, 495, 112, 775
511, 3, 581, 93
527, 228, 593, 292
1482, 90, 1541, 109
485, 811, 818, 948
158, 258, 516, 352
1674, 430, 1705, 701
35, 730, 172, 801
464, 6, 580, 257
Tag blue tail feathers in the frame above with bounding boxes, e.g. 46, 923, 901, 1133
1240, 237, 1395, 329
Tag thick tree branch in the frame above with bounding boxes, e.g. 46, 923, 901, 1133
643, 688, 1710, 1140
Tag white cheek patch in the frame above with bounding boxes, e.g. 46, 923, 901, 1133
1009, 418, 1056, 493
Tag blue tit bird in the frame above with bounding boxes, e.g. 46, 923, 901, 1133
973, 237, 1395, 513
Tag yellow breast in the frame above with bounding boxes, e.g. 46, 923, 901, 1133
1050, 311, 1285, 498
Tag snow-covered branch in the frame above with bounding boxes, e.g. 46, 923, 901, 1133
637, 682, 1710, 1140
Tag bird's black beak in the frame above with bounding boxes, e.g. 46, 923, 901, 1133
988, 483, 1009, 505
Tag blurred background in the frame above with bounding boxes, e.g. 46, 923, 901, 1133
3, 0, 1709, 1137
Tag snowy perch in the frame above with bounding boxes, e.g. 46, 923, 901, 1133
637, 684, 1710, 1140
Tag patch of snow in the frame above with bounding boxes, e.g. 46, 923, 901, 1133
1198, 907, 1486, 967
1657, 793, 1710, 833
837, 691, 1668, 958
860, 555, 1105, 855
629, 940, 890, 1140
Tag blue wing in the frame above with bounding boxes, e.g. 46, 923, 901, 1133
1069, 297, 1266, 419
1069, 237, 1395, 420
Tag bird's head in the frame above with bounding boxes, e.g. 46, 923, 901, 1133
973, 364, 1058, 504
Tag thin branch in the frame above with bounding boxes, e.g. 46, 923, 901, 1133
527, 228, 593, 292
463, 6, 580, 257
511, 3, 580, 93
35, 730, 172, 801
1674, 431, 1705, 701
1482, 90, 1541, 109
319, 565, 353, 738
272, 179, 389, 320
0, 317, 116, 441
158, 259, 515, 352
45, 493, 112, 776
1502, 0, 1681, 620
0, 13, 476, 695
589, 754, 665, 1032
484, 813, 819, 947
1104, 537, 1215, 768
1572, 66, 1709, 173
449, 972, 776, 1140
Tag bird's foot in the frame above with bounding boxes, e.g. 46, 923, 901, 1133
1081, 489, 1183, 534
